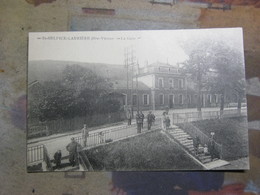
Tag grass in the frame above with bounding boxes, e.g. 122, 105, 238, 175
85, 130, 203, 171
180, 117, 248, 161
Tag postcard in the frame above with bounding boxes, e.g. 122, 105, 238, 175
27, 28, 249, 172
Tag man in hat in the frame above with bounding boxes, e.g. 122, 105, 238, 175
66, 137, 81, 167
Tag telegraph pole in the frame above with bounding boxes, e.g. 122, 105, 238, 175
136, 61, 140, 113
124, 48, 129, 110
124, 46, 136, 116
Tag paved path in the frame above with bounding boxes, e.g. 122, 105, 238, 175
28, 120, 160, 161
27, 107, 246, 162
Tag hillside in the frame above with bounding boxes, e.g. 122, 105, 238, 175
28, 60, 126, 83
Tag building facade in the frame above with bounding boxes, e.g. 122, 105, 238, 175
111, 62, 242, 111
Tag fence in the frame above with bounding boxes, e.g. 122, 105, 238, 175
172, 108, 246, 124
75, 118, 161, 148
28, 112, 125, 136
27, 144, 52, 170
75, 124, 138, 147
28, 125, 49, 138
27, 144, 45, 164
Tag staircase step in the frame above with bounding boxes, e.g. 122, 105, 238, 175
170, 129, 185, 133
185, 145, 195, 151
171, 132, 188, 137
171, 125, 179, 128
170, 131, 187, 134
180, 140, 193, 145
201, 158, 212, 164
198, 155, 211, 161
174, 136, 190, 141
172, 134, 189, 138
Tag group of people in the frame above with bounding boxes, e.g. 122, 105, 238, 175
162, 109, 171, 130
127, 109, 156, 132
193, 136, 219, 161
53, 137, 82, 170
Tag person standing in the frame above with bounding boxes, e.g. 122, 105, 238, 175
136, 111, 142, 133
99, 131, 105, 143
162, 112, 167, 130
53, 150, 62, 169
66, 137, 81, 167
208, 138, 219, 161
140, 111, 144, 129
162, 112, 170, 130
126, 109, 132, 126
82, 124, 89, 147
147, 111, 155, 130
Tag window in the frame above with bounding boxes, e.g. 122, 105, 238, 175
179, 94, 183, 104
143, 94, 149, 105
122, 94, 126, 105
174, 78, 178, 88
169, 94, 174, 104
169, 94, 174, 108
132, 94, 137, 105
169, 79, 174, 88
159, 94, 164, 105
207, 94, 212, 104
214, 94, 218, 103
158, 78, 164, 88
179, 79, 184, 89
187, 95, 191, 104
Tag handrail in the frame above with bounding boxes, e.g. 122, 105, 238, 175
78, 151, 94, 171
173, 108, 246, 124
78, 153, 88, 171
75, 120, 160, 148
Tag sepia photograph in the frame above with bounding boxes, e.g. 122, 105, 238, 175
27, 28, 249, 172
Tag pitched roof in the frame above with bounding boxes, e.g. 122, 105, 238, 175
148, 62, 178, 68
112, 80, 150, 91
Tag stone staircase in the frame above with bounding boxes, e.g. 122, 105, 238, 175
166, 125, 219, 165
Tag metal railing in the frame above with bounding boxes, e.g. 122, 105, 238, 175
75, 125, 138, 147
27, 144, 53, 170
75, 119, 161, 148
78, 151, 94, 171
172, 108, 247, 124
27, 144, 45, 164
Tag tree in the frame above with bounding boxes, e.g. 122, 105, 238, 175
206, 45, 246, 114
181, 34, 246, 114
181, 38, 218, 114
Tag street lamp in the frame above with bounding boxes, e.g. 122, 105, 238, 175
210, 132, 215, 139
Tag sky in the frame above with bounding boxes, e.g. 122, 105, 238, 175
29, 28, 243, 68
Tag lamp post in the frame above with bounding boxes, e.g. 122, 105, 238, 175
210, 132, 215, 139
